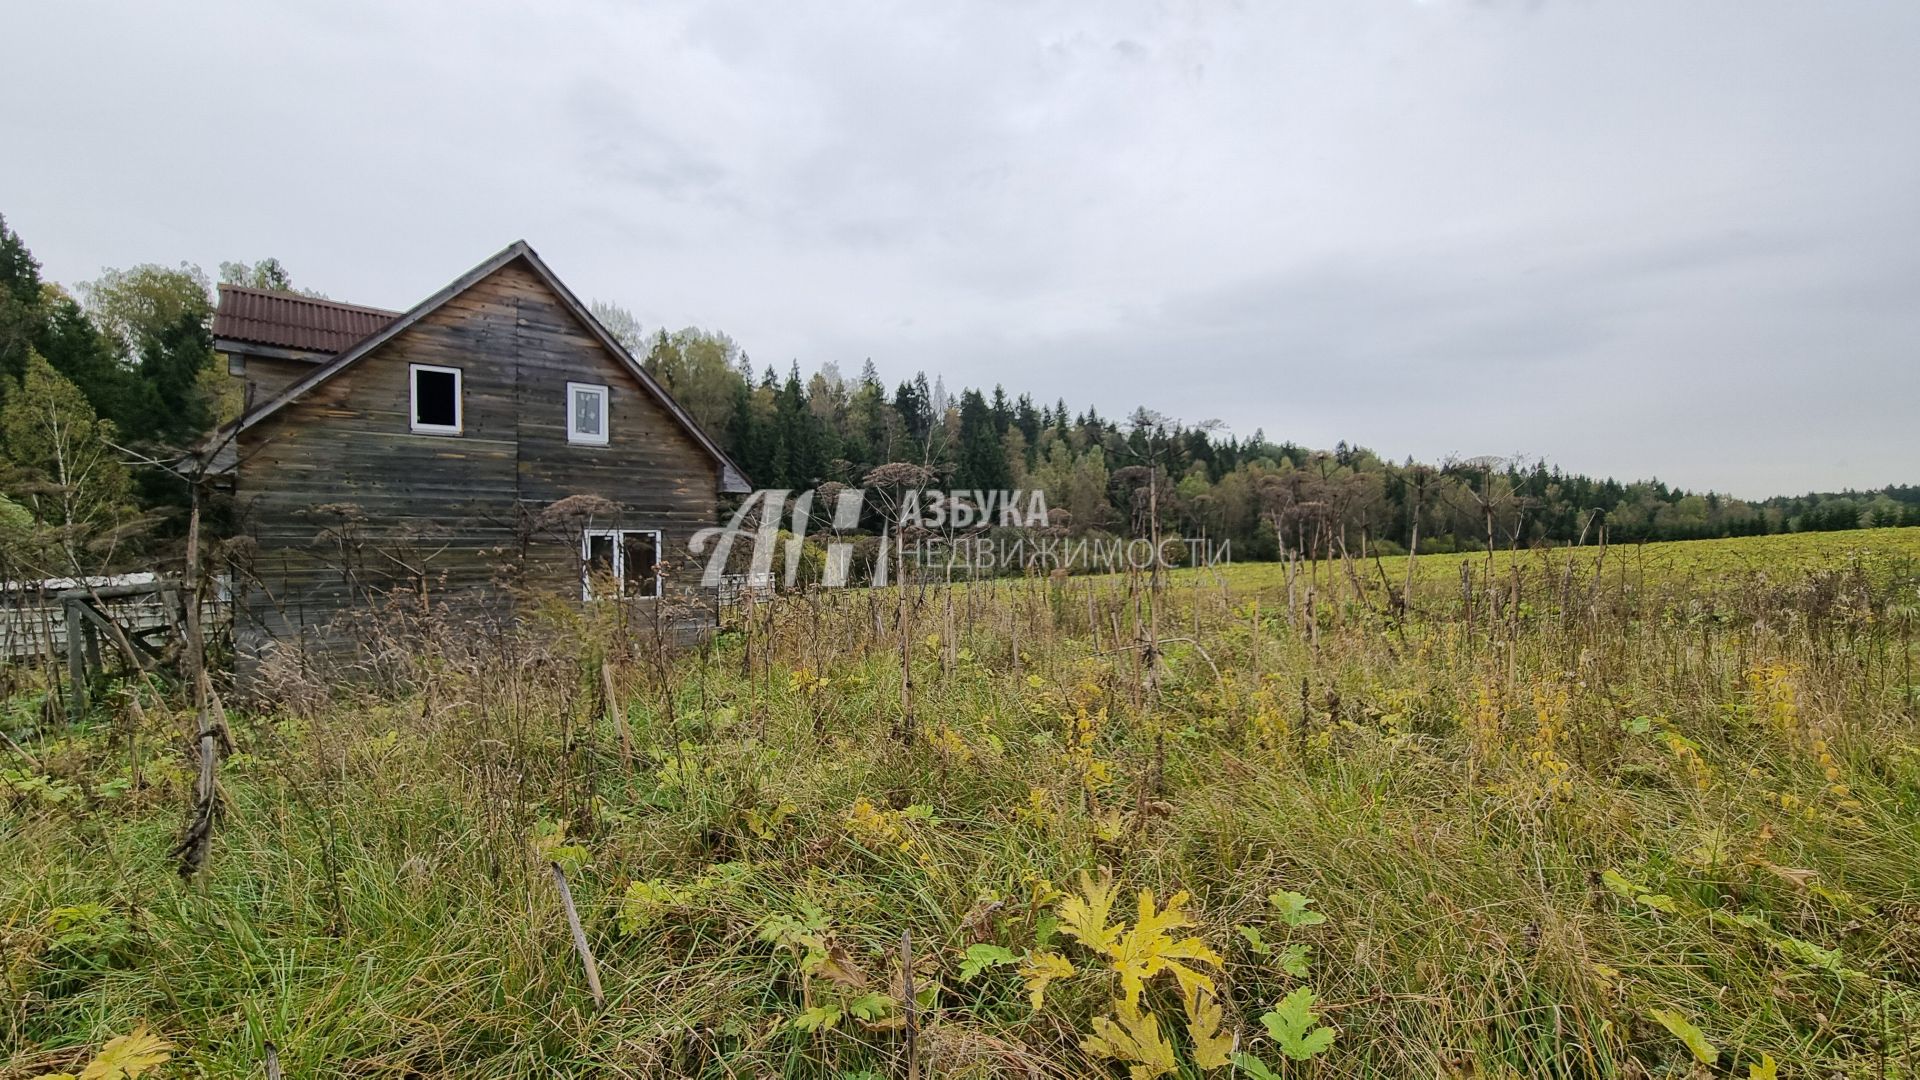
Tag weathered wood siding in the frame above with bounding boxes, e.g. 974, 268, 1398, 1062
233, 259, 722, 671
236, 355, 320, 405
508, 266, 723, 602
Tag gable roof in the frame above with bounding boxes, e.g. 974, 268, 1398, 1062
213, 286, 400, 354
235, 240, 750, 493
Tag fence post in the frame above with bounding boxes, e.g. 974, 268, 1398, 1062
63, 597, 86, 718
900, 928, 919, 1080
550, 862, 605, 1011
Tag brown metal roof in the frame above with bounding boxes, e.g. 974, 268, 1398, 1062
212, 284, 399, 354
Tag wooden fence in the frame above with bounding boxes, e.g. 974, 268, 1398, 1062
1, 574, 227, 686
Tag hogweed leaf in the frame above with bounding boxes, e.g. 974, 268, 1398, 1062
809, 941, 869, 990
619, 879, 684, 936
845, 992, 896, 1022
1686, 827, 1735, 869
1602, 869, 1677, 913
56, 1024, 175, 1080
1600, 869, 1641, 902
1268, 890, 1327, 928
1274, 942, 1312, 979
1260, 987, 1336, 1062
1033, 912, 1062, 948
1164, 955, 1219, 1007
1647, 1007, 1718, 1066
1229, 1052, 1284, 1080
958, 943, 1018, 982
1083, 1000, 1178, 1079
87, 1028, 173, 1080
1235, 925, 1271, 956
1059, 870, 1124, 956
1108, 889, 1222, 1006
1018, 950, 1074, 1011
1092, 808, 1127, 842
1185, 991, 1236, 1070
756, 901, 830, 950
1748, 1052, 1779, 1080
1770, 933, 1844, 973
792, 1002, 844, 1032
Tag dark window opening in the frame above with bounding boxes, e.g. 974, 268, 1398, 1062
581, 529, 662, 600
622, 532, 661, 597
585, 532, 616, 580
412, 367, 459, 430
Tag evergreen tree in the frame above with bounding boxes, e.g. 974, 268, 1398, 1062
725, 379, 770, 485
990, 385, 1012, 436
778, 361, 825, 486
0, 219, 147, 437
1015, 393, 1042, 470
0, 214, 41, 387
81, 263, 217, 445
895, 376, 933, 445
33, 285, 134, 431
954, 389, 1011, 491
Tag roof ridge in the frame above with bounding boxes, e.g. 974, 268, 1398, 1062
216, 283, 401, 316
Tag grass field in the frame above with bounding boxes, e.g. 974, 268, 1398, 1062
4, 528, 1920, 1078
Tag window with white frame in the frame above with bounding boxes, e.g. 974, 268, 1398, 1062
581, 528, 661, 600
409, 364, 463, 434
567, 382, 609, 445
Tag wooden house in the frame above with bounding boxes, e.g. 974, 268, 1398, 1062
208, 241, 749, 680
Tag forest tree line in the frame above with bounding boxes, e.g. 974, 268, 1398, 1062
607, 313, 1920, 562
2, 212, 1916, 578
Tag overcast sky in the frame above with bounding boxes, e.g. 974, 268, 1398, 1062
5, 1, 1916, 499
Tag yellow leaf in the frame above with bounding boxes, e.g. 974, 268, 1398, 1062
1018, 950, 1075, 1011
1083, 1000, 1178, 1080
1754, 861, 1818, 890
1185, 991, 1235, 1070
1058, 869, 1124, 956
810, 941, 869, 990
50, 1024, 175, 1080
1108, 889, 1222, 1006
1648, 1007, 1718, 1066
1748, 1052, 1779, 1080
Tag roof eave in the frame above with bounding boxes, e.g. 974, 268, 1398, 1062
214, 338, 334, 363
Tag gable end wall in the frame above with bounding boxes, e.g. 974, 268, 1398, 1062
233, 260, 722, 669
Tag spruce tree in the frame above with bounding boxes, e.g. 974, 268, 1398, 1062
955, 389, 1011, 491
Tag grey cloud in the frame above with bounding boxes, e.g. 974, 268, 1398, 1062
3, 0, 1916, 496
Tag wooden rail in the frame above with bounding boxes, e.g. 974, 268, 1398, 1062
0, 576, 228, 714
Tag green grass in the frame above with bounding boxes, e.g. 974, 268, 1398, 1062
5, 529, 1920, 1077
